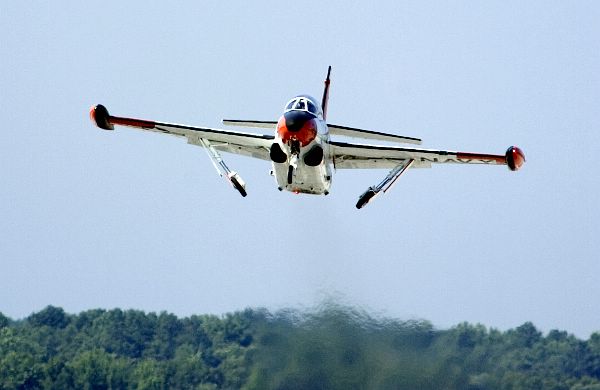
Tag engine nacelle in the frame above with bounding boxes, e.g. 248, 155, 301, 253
269, 143, 287, 163
303, 144, 324, 166
506, 146, 525, 171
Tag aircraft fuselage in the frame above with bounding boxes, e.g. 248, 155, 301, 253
270, 95, 332, 195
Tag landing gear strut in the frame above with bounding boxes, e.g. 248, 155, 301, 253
287, 165, 294, 184
199, 138, 247, 197
287, 140, 300, 185
356, 160, 414, 209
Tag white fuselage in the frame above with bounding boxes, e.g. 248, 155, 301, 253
272, 117, 332, 195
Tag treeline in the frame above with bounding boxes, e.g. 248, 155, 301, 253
1, 305, 599, 389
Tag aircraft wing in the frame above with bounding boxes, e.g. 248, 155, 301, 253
329, 140, 525, 171
90, 104, 274, 161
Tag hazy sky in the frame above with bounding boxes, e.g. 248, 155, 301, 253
1, 1, 598, 338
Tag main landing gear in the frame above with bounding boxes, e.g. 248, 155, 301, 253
199, 138, 247, 197
356, 159, 414, 209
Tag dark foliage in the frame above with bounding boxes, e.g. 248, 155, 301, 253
0, 305, 598, 389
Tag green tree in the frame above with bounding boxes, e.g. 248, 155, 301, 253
3, 305, 599, 389
168, 344, 210, 388
69, 349, 130, 390
0, 312, 9, 328
0, 328, 46, 389
588, 333, 600, 378
131, 359, 167, 390
146, 312, 181, 360
27, 305, 70, 329
511, 322, 542, 348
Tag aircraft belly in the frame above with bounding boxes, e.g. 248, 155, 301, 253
273, 161, 331, 195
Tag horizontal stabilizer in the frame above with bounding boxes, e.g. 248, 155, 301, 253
222, 119, 277, 129
328, 124, 422, 145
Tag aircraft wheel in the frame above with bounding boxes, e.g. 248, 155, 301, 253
231, 177, 247, 197
287, 166, 294, 184
356, 189, 376, 209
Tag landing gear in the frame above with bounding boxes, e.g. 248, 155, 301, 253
229, 173, 247, 197
287, 165, 294, 184
356, 188, 377, 209
287, 141, 300, 185
355, 160, 414, 209
199, 138, 248, 197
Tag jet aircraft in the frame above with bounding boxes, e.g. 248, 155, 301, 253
90, 67, 525, 209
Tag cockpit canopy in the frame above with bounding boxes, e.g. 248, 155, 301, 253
284, 95, 322, 118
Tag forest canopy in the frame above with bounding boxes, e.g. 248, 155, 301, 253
1, 304, 599, 389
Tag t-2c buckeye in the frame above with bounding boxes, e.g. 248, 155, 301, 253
90, 67, 525, 209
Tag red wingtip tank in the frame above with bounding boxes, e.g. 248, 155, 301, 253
89, 104, 114, 130
506, 146, 526, 171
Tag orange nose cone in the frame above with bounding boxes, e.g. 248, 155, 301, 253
506, 146, 525, 171
276, 116, 288, 140
277, 115, 317, 146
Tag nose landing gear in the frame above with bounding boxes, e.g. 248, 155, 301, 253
287, 154, 298, 184
287, 140, 301, 185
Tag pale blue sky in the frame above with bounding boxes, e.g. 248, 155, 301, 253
1, 1, 599, 337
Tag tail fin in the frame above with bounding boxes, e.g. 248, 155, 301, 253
321, 66, 332, 120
